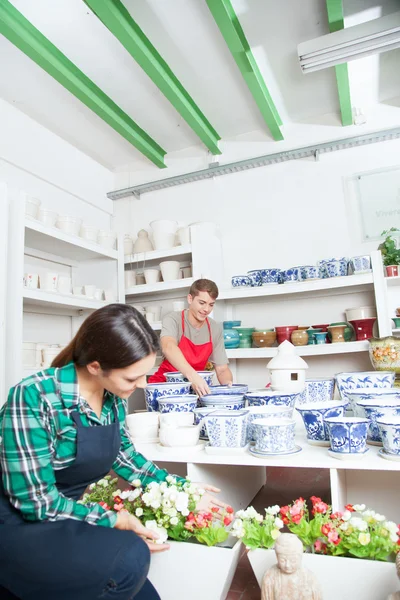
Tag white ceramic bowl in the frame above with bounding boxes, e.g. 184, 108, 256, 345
159, 424, 200, 447
346, 387, 400, 413
157, 394, 198, 413
160, 261, 180, 282
38, 208, 58, 227
355, 398, 400, 443
144, 269, 160, 285
126, 412, 159, 440
345, 306, 377, 321
56, 215, 82, 236
159, 412, 194, 427
247, 405, 293, 442
80, 225, 99, 242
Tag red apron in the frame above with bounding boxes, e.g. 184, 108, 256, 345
148, 310, 213, 383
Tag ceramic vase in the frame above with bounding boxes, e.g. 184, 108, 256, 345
369, 337, 400, 373
386, 265, 399, 277
328, 325, 346, 343
223, 328, 240, 349
349, 318, 376, 341
133, 230, 153, 253
291, 330, 308, 346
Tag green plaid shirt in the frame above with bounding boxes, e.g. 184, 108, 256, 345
0, 362, 171, 528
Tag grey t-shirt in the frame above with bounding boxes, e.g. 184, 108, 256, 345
160, 310, 228, 366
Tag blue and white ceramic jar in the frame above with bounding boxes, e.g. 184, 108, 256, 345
244, 390, 299, 408
281, 268, 299, 284
231, 275, 251, 287
346, 387, 400, 414
247, 270, 263, 287
297, 379, 335, 405
302, 266, 321, 280
204, 409, 249, 447
324, 416, 369, 455
323, 259, 349, 278
246, 405, 293, 442
335, 371, 395, 402
145, 382, 192, 411
252, 418, 296, 453
349, 255, 372, 274
260, 268, 281, 285
376, 417, 400, 455
193, 407, 216, 439
355, 399, 400, 444
296, 401, 348, 446
157, 394, 199, 413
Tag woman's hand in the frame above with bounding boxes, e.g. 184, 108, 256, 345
192, 483, 231, 517
115, 511, 170, 553
190, 374, 210, 398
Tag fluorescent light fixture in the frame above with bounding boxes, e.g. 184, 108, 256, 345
298, 11, 400, 73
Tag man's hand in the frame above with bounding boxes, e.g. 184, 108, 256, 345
190, 373, 210, 397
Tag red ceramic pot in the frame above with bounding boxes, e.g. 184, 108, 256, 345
349, 318, 376, 341
386, 265, 399, 277
312, 324, 329, 332
275, 326, 298, 344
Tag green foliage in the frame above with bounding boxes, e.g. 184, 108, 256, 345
379, 228, 400, 266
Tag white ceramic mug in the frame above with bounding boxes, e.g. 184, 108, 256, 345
24, 273, 39, 289
72, 286, 83, 296
94, 289, 103, 301
84, 285, 96, 298
43, 272, 59, 292
58, 276, 72, 295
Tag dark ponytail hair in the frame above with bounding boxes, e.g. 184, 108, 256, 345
52, 304, 159, 370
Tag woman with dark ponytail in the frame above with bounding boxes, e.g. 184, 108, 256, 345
0, 304, 225, 600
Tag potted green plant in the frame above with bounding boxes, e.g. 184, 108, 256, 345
378, 228, 400, 277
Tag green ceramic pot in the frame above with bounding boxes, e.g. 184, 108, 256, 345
393, 318, 400, 329
369, 336, 400, 373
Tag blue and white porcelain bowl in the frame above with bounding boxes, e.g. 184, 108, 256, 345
145, 382, 192, 411
354, 399, 400, 444
323, 259, 349, 278
296, 401, 348, 446
346, 387, 400, 413
157, 394, 198, 414
252, 418, 296, 454
164, 371, 214, 386
231, 275, 251, 287
349, 255, 372, 274
245, 390, 299, 408
260, 268, 281, 285
246, 405, 293, 442
302, 265, 321, 280
335, 371, 395, 402
204, 409, 249, 448
208, 384, 249, 396
247, 270, 263, 287
200, 399, 246, 411
193, 407, 217, 439
324, 416, 369, 455
281, 268, 299, 284
297, 379, 335, 405
376, 417, 400, 455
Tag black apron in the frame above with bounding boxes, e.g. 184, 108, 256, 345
0, 404, 144, 600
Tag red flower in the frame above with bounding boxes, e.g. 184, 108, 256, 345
99, 501, 111, 510
211, 507, 220, 513
321, 523, 332, 536
291, 513, 302, 524
280, 505, 289, 516
345, 504, 355, 512
113, 496, 122, 504
310, 496, 322, 505
226, 506, 234, 514
330, 512, 343, 520
224, 516, 233, 526
313, 501, 329, 515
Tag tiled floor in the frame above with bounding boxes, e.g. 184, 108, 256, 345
225, 466, 331, 599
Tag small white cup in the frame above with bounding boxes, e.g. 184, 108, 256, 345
94, 288, 103, 301
43, 272, 59, 292
104, 289, 116, 302
24, 273, 39, 289
126, 412, 159, 440
58, 276, 72, 295
124, 270, 136, 288
84, 285, 96, 298
72, 286, 83, 296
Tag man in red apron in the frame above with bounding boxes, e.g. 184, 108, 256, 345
148, 279, 233, 396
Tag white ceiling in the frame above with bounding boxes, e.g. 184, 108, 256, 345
1, 0, 399, 170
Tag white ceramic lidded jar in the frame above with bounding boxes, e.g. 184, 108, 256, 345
133, 230, 153, 253
267, 341, 308, 393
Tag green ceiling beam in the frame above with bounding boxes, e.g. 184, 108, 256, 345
84, 0, 221, 155
206, 0, 283, 141
326, 0, 353, 126
0, 0, 166, 167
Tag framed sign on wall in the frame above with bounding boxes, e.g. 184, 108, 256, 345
356, 166, 400, 241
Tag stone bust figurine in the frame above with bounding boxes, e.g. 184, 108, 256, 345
261, 533, 323, 600
387, 552, 400, 600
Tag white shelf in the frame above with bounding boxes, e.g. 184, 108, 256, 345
135, 433, 400, 472
124, 244, 192, 265
23, 289, 107, 311
152, 322, 162, 331
226, 341, 369, 359
219, 273, 374, 301
24, 219, 118, 261
126, 278, 194, 297
386, 276, 400, 287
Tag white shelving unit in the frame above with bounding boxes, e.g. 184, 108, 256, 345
126, 277, 195, 298
124, 244, 192, 265
226, 341, 369, 359
23, 289, 107, 312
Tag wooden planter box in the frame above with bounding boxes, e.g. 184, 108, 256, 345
148, 537, 242, 600
248, 548, 399, 600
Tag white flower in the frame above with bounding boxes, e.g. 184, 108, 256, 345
390, 533, 398, 543
340, 522, 349, 531
170, 517, 179, 526
160, 482, 168, 492
349, 517, 368, 531
162, 499, 172, 510
192, 494, 200, 503
181, 508, 189, 517
175, 492, 189, 513
385, 521, 398, 535
166, 476, 176, 484
374, 513, 385, 522
197, 488, 205, 496
243, 506, 263, 521
353, 504, 366, 512
145, 520, 168, 545
112, 490, 122, 498
150, 500, 161, 510
342, 510, 352, 522
363, 510, 376, 519
266, 505, 280, 516
255, 514, 263, 523
274, 518, 284, 529
120, 491, 130, 500
97, 479, 109, 487
135, 508, 143, 517
236, 510, 245, 519
127, 489, 141, 502
131, 479, 142, 488
89, 483, 96, 490
231, 519, 245, 539
271, 529, 281, 540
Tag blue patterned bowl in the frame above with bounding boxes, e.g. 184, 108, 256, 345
232, 275, 251, 287
297, 379, 335, 404
349, 255, 372, 274
346, 387, 400, 413
246, 405, 293, 442
281, 268, 300, 283
244, 390, 299, 408
157, 394, 198, 414
302, 265, 321, 280
323, 259, 349, 278
247, 270, 262, 287
208, 384, 249, 396
354, 399, 400, 443
260, 268, 281, 285
204, 409, 249, 447
200, 393, 245, 405
296, 401, 348, 445
335, 371, 395, 402
376, 417, 400, 455
145, 382, 192, 412
200, 400, 246, 411
253, 418, 296, 453
324, 416, 369, 454
164, 371, 214, 386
